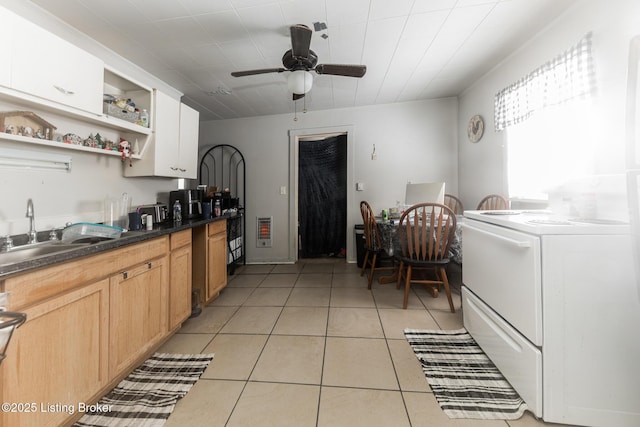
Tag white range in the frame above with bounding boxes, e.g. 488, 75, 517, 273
462, 210, 640, 427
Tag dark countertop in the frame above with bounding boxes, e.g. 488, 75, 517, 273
0, 216, 228, 279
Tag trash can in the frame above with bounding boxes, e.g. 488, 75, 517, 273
354, 224, 365, 268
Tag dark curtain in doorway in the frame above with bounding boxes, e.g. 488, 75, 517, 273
298, 135, 347, 258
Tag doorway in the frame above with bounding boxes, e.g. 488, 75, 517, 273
288, 125, 355, 263
298, 134, 347, 258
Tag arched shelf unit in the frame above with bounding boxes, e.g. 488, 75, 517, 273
199, 144, 245, 273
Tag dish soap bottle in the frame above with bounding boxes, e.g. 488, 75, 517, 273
173, 200, 182, 224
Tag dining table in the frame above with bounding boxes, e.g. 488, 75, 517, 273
374, 215, 463, 288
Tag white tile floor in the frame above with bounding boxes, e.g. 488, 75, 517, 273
161, 260, 569, 427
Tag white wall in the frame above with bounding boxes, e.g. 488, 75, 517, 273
0, 1, 183, 236
458, 0, 640, 210
199, 98, 458, 263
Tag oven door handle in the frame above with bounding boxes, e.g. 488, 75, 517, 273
463, 223, 532, 248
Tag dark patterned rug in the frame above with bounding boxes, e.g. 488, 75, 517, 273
404, 328, 528, 420
74, 353, 213, 427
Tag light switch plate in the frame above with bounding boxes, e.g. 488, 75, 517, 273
280, 186, 287, 195
356, 182, 364, 191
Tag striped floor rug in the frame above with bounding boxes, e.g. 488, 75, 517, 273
74, 353, 214, 427
404, 328, 528, 420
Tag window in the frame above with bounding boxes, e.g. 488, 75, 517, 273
495, 33, 596, 201
506, 100, 596, 200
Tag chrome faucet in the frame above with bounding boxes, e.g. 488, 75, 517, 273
26, 198, 37, 244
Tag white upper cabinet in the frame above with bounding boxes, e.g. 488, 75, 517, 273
0, 7, 14, 87
125, 90, 199, 178
178, 103, 200, 179
154, 90, 181, 177
10, 14, 103, 115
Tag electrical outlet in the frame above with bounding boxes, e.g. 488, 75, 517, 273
280, 186, 287, 195
356, 182, 364, 191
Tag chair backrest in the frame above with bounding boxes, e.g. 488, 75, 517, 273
360, 201, 382, 250
398, 203, 457, 262
444, 194, 464, 215
476, 194, 509, 210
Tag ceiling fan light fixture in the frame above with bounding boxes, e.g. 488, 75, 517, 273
287, 70, 313, 94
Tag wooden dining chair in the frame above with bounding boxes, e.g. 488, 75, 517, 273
476, 194, 509, 210
396, 203, 457, 311
359, 201, 395, 289
444, 194, 464, 215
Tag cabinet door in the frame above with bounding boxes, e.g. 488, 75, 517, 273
170, 244, 192, 329
207, 230, 227, 300
11, 17, 103, 114
110, 257, 168, 377
0, 6, 16, 87
153, 90, 181, 176
1, 279, 109, 427
177, 103, 199, 179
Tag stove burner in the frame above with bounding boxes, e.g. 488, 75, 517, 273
481, 211, 522, 215
568, 218, 628, 225
526, 219, 573, 225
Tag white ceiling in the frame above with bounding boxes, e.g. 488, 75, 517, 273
29, 0, 577, 121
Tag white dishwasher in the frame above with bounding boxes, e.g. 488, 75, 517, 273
462, 210, 640, 427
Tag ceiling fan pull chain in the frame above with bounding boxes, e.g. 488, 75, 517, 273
293, 99, 298, 121
303, 91, 307, 114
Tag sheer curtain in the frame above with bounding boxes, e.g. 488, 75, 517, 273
495, 33, 596, 201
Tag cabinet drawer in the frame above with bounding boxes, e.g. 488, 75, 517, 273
3, 237, 168, 310
171, 229, 192, 250
462, 286, 542, 417
208, 219, 226, 236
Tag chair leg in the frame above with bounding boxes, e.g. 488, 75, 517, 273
396, 261, 404, 289
403, 265, 412, 309
440, 266, 455, 313
360, 250, 370, 277
367, 252, 378, 289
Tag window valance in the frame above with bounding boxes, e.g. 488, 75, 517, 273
494, 32, 595, 131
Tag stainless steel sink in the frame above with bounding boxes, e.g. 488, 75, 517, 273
0, 242, 90, 267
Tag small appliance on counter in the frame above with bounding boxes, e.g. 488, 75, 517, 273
169, 190, 203, 220
137, 203, 168, 224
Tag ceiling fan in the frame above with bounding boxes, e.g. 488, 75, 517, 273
231, 24, 367, 100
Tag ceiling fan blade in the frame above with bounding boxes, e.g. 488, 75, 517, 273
290, 24, 312, 59
231, 68, 286, 77
314, 64, 367, 78
293, 93, 305, 101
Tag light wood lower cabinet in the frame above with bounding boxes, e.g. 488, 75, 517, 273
109, 255, 168, 378
0, 228, 223, 426
1, 279, 109, 427
193, 220, 227, 304
169, 229, 192, 330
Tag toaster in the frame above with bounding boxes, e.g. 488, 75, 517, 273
138, 203, 168, 224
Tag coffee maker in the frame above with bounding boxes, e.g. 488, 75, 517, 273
169, 190, 203, 220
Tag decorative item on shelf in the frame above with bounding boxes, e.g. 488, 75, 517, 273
0, 111, 56, 140
63, 133, 83, 145
104, 139, 115, 151
119, 138, 132, 166
84, 133, 97, 148
95, 133, 104, 149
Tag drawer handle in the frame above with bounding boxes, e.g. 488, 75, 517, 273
147, 262, 152, 269
53, 85, 75, 95
464, 224, 532, 248
122, 271, 128, 280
